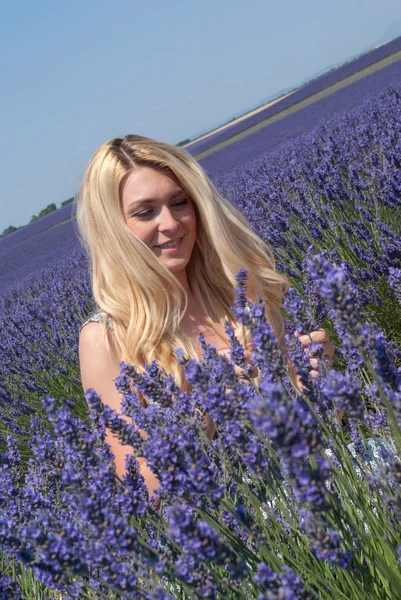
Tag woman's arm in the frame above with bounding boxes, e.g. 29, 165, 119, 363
79, 322, 159, 495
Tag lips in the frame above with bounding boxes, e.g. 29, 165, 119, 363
154, 235, 183, 248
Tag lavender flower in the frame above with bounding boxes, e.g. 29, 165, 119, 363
307, 254, 361, 334
284, 287, 315, 334
224, 318, 254, 378
0, 569, 23, 600
318, 370, 364, 419
298, 509, 353, 568
255, 562, 313, 599
388, 268, 401, 304
233, 268, 251, 326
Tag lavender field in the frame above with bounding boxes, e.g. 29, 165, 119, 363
1, 55, 401, 294
199, 58, 401, 175
0, 203, 73, 251
0, 71, 401, 597
186, 36, 401, 155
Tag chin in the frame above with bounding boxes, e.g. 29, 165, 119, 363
164, 261, 188, 272
162, 256, 191, 271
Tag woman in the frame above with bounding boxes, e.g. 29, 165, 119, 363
77, 135, 334, 495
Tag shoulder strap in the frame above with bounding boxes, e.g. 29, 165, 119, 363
80, 308, 115, 332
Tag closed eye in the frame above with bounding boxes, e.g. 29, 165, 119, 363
132, 199, 188, 219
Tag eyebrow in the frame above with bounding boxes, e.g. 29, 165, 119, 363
126, 188, 184, 213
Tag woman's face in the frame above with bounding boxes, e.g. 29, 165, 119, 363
121, 166, 197, 275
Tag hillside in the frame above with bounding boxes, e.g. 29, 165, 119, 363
185, 35, 401, 157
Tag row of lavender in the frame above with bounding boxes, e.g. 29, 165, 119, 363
0, 84, 401, 597
0, 219, 80, 293
0, 203, 74, 251
187, 37, 401, 154
200, 58, 401, 175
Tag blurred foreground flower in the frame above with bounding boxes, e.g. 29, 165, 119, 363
1, 260, 401, 599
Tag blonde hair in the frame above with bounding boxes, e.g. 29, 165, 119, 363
75, 135, 289, 397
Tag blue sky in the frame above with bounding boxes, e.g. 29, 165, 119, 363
1, 0, 401, 231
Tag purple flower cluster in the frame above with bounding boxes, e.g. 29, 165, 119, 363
255, 562, 313, 599
0, 570, 23, 600
0, 248, 94, 443
168, 503, 247, 584
0, 395, 164, 597
298, 509, 353, 569
1, 262, 401, 597
388, 268, 401, 305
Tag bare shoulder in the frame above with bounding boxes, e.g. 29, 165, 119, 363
79, 322, 116, 370
79, 321, 109, 354
79, 322, 122, 409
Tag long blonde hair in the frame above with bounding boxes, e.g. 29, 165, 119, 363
75, 135, 289, 395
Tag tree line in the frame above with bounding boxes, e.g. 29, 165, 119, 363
0, 197, 74, 238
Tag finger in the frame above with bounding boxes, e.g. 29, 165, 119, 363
244, 349, 253, 364
322, 340, 335, 358
233, 364, 244, 377
249, 365, 259, 378
234, 364, 258, 379
295, 328, 329, 346
295, 370, 319, 388
323, 354, 334, 368
295, 329, 329, 345
309, 358, 319, 370
309, 357, 332, 373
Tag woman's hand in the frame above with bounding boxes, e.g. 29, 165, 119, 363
218, 330, 334, 383
217, 344, 258, 381
294, 328, 335, 379
294, 328, 343, 420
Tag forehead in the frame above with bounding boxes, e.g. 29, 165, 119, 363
121, 166, 183, 208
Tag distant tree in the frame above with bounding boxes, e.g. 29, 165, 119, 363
38, 203, 57, 218
176, 138, 190, 147
28, 203, 57, 223
0, 225, 19, 238
61, 197, 74, 206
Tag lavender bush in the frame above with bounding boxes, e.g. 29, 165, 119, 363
0, 219, 79, 293
0, 264, 401, 599
1, 78, 401, 598
0, 251, 94, 456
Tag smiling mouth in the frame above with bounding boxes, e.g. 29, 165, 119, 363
154, 236, 184, 249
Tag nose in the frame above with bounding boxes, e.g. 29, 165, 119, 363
157, 205, 181, 232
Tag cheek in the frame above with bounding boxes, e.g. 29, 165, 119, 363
184, 218, 197, 248
126, 221, 154, 245
186, 207, 197, 238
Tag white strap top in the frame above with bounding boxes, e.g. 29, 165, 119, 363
80, 308, 115, 332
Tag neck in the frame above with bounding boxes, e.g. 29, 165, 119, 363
175, 268, 193, 306
175, 269, 204, 319
174, 267, 189, 291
